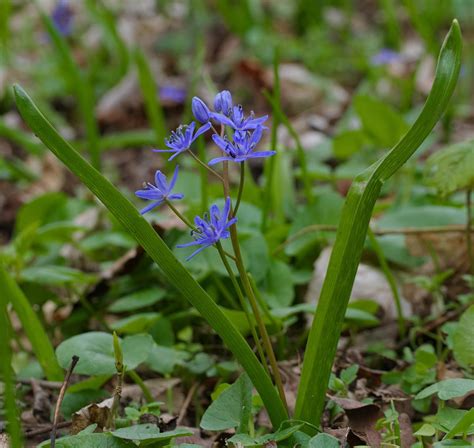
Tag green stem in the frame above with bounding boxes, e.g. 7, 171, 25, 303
466, 189, 473, 274
234, 163, 245, 216
222, 163, 288, 411
367, 228, 405, 337
188, 149, 224, 182
127, 370, 154, 403
197, 137, 209, 213
263, 90, 313, 204
0, 302, 23, 447
165, 199, 195, 230
262, 46, 281, 231
216, 242, 269, 374
212, 273, 239, 309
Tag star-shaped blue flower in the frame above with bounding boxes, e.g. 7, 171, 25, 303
177, 197, 237, 260
154, 121, 211, 161
135, 165, 184, 215
208, 126, 276, 165
212, 104, 268, 132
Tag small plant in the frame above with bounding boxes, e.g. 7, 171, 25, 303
10, 18, 462, 443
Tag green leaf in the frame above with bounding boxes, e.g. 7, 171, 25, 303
415, 379, 474, 400
354, 94, 409, 148
414, 423, 436, 437
21, 265, 96, 286
109, 288, 166, 313
13, 84, 288, 428
79, 231, 136, 252
56, 332, 153, 375
308, 433, 340, 448
0, 266, 63, 381
332, 129, 368, 159
285, 191, 344, 256
200, 373, 253, 432
453, 305, 474, 369
110, 313, 161, 334
228, 423, 304, 447
444, 408, 474, 439
111, 424, 192, 442
376, 205, 466, 228
146, 345, 189, 375
15, 192, 67, 234
424, 139, 474, 195
38, 433, 133, 447
262, 260, 295, 308
295, 21, 462, 425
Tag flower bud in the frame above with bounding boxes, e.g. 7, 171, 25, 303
191, 97, 211, 123
214, 90, 232, 116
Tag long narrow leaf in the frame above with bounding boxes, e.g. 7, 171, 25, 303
295, 20, 462, 426
13, 85, 288, 428
0, 266, 64, 381
0, 291, 23, 446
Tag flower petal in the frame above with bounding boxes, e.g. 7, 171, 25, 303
139, 200, 162, 215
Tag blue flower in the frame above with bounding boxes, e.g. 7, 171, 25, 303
177, 197, 237, 260
159, 86, 187, 104
154, 122, 211, 161
214, 90, 233, 116
212, 104, 268, 132
192, 97, 211, 123
208, 126, 275, 165
371, 49, 402, 66
135, 165, 184, 215
51, 0, 74, 36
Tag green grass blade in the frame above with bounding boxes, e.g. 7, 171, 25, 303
39, 9, 101, 170
13, 85, 288, 428
0, 265, 64, 381
134, 48, 166, 144
295, 20, 462, 427
0, 294, 23, 447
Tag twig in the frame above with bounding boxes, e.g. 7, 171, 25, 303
395, 302, 471, 350
273, 224, 474, 255
18, 378, 63, 389
26, 421, 71, 438
176, 382, 198, 426
51, 356, 79, 448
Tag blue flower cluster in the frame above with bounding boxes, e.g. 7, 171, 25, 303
136, 90, 275, 259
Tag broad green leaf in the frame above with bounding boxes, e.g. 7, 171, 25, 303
285, 190, 344, 256
79, 231, 136, 252
376, 205, 465, 229
56, 332, 153, 375
424, 139, 474, 196
0, 266, 63, 381
415, 378, 474, 400
111, 424, 192, 442
200, 373, 253, 432
21, 265, 96, 286
308, 433, 340, 448
332, 129, 368, 159
228, 423, 304, 447
38, 433, 133, 447
414, 423, 436, 437
295, 21, 462, 424
110, 313, 161, 334
453, 305, 474, 369
15, 192, 67, 234
444, 408, 474, 439
14, 85, 288, 427
109, 288, 166, 313
354, 94, 409, 148
262, 260, 295, 308
60, 389, 109, 419
433, 407, 474, 435
146, 345, 189, 375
